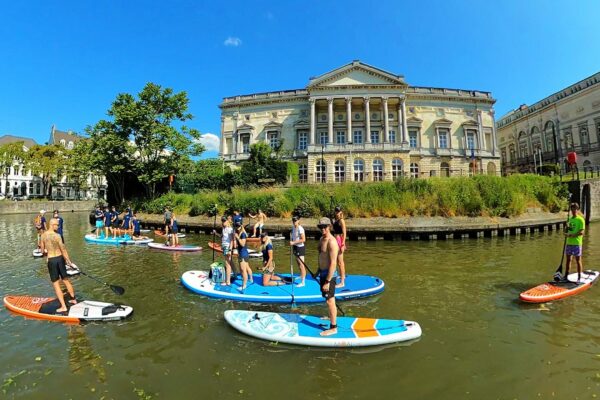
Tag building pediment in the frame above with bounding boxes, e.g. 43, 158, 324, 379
433, 118, 453, 126
237, 123, 254, 131
406, 116, 423, 126
461, 119, 478, 127
263, 121, 283, 129
294, 119, 310, 127
307, 60, 406, 88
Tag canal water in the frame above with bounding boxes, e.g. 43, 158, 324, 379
1, 212, 600, 399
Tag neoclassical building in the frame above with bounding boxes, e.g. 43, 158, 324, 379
497, 71, 600, 174
219, 61, 499, 183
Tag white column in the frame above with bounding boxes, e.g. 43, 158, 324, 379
232, 113, 239, 155
327, 97, 334, 145
309, 99, 316, 145
477, 110, 484, 150
490, 110, 497, 156
364, 97, 371, 143
383, 97, 389, 143
401, 98, 408, 144
219, 116, 225, 155
346, 97, 352, 144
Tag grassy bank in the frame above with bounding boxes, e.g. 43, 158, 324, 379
137, 174, 567, 218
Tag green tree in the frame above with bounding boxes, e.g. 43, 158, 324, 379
26, 144, 65, 197
110, 83, 205, 198
175, 159, 227, 192
0, 142, 27, 195
240, 142, 288, 185
64, 140, 94, 200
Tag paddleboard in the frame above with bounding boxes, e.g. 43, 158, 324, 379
66, 263, 81, 276
224, 310, 421, 347
3, 295, 133, 323
148, 242, 202, 252
181, 270, 385, 303
33, 249, 43, 257
207, 242, 262, 258
140, 229, 151, 233
154, 230, 186, 238
520, 270, 600, 303
84, 234, 152, 245
244, 235, 286, 243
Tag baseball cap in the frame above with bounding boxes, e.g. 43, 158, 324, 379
292, 216, 299, 222
40, 210, 45, 214
318, 217, 331, 226
334, 206, 342, 212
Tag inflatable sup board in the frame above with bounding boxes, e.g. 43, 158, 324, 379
3, 295, 133, 323
154, 230, 186, 238
520, 270, 599, 303
33, 249, 43, 257
84, 234, 152, 245
66, 263, 81, 276
181, 270, 385, 303
148, 242, 201, 252
224, 310, 421, 347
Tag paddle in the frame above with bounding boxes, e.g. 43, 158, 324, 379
290, 245, 296, 308
211, 204, 218, 263
293, 255, 345, 316
76, 265, 125, 295
554, 194, 573, 281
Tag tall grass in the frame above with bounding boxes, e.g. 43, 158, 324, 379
139, 174, 567, 218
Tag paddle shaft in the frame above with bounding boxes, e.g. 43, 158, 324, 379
78, 269, 125, 295
293, 255, 345, 316
555, 194, 573, 276
212, 207, 217, 263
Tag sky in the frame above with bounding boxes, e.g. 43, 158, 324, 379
1, 0, 599, 158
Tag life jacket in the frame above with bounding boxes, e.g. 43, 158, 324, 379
34, 215, 43, 230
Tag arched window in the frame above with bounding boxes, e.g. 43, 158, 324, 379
298, 164, 307, 183
440, 162, 450, 177
544, 121, 555, 153
316, 159, 326, 183
334, 159, 345, 182
409, 162, 419, 179
372, 158, 384, 181
60, 139, 66, 146
353, 159, 364, 182
392, 158, 403, 180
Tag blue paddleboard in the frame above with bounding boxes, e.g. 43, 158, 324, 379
84, 233, 153, 245
181, 270, 384, 303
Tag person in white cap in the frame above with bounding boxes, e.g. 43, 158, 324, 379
34, 210, 47, 249
317, 216, 339, 336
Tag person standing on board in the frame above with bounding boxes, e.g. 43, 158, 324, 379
564, 202, 585, 283
163, 207, 172, 237
34, 210, 47, 249
53, 210, 64, 243
169, 210, 180, 247
317, 217, 339, 336
103, 206, 112, 239
213, 216, 234, 286
234, 222, 253, 292
40, 218, 76, 314
110, 206, 120, 238
332, 206, 347, 288
249, 209, 267, 237
94, 206, 104, 238
233, 210, 243, 227
289, 215, 307, 287
260, 232, 284, 286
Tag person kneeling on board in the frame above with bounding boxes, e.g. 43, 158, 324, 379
317, 217, 339, 336
131, 214, 149, 240
40, 218, 76, 314
564, 202, 585, 283
260, 232, 284, 287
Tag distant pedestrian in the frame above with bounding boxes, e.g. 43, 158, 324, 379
333, 206, 347, 288
34, 210, 47, 249
564, 202, 585, 282
289, 215, 306, 287
53, 210, 64, 243
249, 209, 267, 237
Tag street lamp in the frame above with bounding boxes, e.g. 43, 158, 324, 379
321, 143, 325, 184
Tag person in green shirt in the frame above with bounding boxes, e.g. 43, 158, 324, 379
564, 202, 585, 282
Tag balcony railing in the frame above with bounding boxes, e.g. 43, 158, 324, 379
307, 142, 408, 153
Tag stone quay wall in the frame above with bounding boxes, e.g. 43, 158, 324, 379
0, 200, 96, 215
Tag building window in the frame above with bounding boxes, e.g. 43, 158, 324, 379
298, 131, 307, 150
353, 159, 364, 182
440, 162, 450, 177
334, 159, 345, 182
438, 129, 449, 149
268, 131, 279, 149
29, 182, 33, 195
409, 129, 418, 148
466, 130, 477, 150
36, 183, 41, 195
371, 130, 380, 144
409, 163, 419, 178
242, 136, 250, 153
336, 130, 346, 144
299, 164, 307, 183
579, 124, 589, 145
353, 130, 363, 144
392, 158, 403, 180
372, 158, 384, 181
389, 130, 396, 143
316, 160, 326, 183
509, 145, 516, 162
501, 149, 507, 164
319, 131, 328, 145
60, 139, 66, 146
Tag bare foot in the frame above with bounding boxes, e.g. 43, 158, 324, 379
320, 327, 338, 336
68, 299, 77, 305
296, 282, 305, 288
56, 307, 68, 313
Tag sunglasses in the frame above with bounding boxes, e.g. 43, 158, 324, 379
317, 224, 328, 229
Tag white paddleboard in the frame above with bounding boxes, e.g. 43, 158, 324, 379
148, 242, 202, 252
33, 249, 43, 257
224, 310, 421, 347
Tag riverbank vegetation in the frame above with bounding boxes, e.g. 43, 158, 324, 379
138, 174, 567, 218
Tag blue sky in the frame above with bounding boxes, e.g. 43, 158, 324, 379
1, 0, 599, 158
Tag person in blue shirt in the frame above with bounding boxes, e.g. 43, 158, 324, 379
168, 210, 179, 247
53, 210, 64, 243
94, 206, 104, 238
110, 206, 121, 238
103, 207, 112, 239
131, 214, 149, 240
260, 232, 284, 287
122, 208, 131, 233
233, 222, 253, 292
233, 210, 243, 227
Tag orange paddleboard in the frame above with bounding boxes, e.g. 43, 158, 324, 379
520, 270, 599, 303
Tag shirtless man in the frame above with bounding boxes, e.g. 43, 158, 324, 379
249, 209, 267, 238
40, 218, 76, 314
317, 217, 339, 336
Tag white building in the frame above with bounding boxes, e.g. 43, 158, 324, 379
0, 135, 44, 198
220, 61, 499, 182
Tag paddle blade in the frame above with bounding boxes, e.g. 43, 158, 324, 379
111, 285, 125, 295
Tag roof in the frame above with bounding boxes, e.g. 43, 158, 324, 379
49, 126, 84, 147
0, 135, 37, 149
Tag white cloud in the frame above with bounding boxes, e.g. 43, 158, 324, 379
224, 37, 242, 47
197, 133, 220, 152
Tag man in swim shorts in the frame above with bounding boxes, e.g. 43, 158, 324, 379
317, 217, 339, 336
564, 202, 585, 282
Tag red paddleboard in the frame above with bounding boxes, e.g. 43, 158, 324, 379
520, 270, 599, 303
